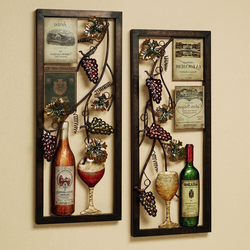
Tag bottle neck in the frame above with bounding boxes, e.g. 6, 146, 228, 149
59, 121, 69, 141
186, 144, 194, 166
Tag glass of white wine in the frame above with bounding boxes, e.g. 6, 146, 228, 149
156, 171, 179, 228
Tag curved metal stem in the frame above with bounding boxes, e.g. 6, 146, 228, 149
139, 139, 156, 189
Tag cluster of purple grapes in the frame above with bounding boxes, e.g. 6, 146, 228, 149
146, 123, 172, 141
146, 78, 162, 104
41, 133, 57, 162
139, 191, 157, 217
81, 58, 99, 84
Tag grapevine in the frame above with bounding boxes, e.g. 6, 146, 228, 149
136, 38, 186, 216
42, 16, 115, 165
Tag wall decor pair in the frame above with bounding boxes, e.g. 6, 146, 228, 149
36, 9, 211, 237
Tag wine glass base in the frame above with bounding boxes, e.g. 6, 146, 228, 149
80, 207, 102, 215
158, 220, 179, 229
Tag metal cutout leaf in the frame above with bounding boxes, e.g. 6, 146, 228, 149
139, 39, 163, 61
85, 138, 108, 163
156, 104, 174, 123
91, 93, 109, 111
84, 16, 106, 41
44, 98, 69, 123
166, 140, 186, 162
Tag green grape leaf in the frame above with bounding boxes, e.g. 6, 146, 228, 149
44, 98, 69, 123
166, 140, 186, 162
156, 104, 174, 123
85, 138, 108, 163
91, 93, 109, 111
84, 16, 106, 41
139, 39, 162, 61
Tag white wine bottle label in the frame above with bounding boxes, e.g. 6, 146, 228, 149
181, 179, 199, 217
55, 166, 74, 205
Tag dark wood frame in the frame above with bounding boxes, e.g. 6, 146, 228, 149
130, 29, 211, 237
36, 9, 122, 224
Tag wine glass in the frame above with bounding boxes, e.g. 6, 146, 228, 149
77, 158, 105, 214
156, 171, 179, 228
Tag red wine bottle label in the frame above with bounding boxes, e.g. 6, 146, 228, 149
55, 166, 74, 205
181, 179, 199, 217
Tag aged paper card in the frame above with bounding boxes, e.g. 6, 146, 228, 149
173, 38, 203, 81
44, 18, 77, 63
175, 86, 204, 129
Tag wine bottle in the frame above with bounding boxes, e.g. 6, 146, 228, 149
51, 121, 75, 216
179, 144, 199, 227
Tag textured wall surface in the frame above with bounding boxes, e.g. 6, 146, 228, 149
1, 0, 250, 249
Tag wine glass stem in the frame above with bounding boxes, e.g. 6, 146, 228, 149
88, 187, 94, 209
166, 200, 171, 223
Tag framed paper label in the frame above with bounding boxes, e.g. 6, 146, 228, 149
175, 86, 204, 129
44, 67, 76, 109
44, 17, 77, 63
173, 38, 203, 81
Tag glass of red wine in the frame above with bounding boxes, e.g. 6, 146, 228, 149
77, 158, 105, 214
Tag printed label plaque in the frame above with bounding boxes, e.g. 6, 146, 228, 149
44, 17, 78, 63
44, 67, 76, 108
173, 38, 203, 81
175, 86, 204, 129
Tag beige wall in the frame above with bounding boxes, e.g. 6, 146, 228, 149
1, 0, 250, 249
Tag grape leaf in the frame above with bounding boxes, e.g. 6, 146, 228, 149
91, 93, 109, 111
44, 98, 69, 123
156, 104, 173, 123
139, 39, 162, 61
84, 16, 106, 41
85, 138, 108, 163
166, 140, 186, 162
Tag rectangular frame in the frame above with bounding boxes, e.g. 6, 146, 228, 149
36, 9, 122, 224
130, 29, 211, 237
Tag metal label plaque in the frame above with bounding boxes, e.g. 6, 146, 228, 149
44, 67, 77, 108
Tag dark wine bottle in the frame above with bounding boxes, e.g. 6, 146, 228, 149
179, 144, 199, 227
51, 121, 75, 216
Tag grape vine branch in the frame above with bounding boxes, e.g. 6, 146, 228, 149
42, 17, 115, 164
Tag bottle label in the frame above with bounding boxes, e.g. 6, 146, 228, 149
181, 179, 199, 217
55, 166, 74, 205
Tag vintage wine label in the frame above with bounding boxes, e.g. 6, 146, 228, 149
175, 86, 205, 129
181, 179, 199, 217
44, 66, 76, 109
44, 17, 78, 63
55, 166, 74, 205
173, 38, 203, 81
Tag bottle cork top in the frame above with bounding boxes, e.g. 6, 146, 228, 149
62, 121, 69, 129
60, 121, 69, 140
186, 144, 194, 162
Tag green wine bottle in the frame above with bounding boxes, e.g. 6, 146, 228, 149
179, 144, 199, 227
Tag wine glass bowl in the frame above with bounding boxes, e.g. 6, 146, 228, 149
77, 158, 105, 215
156, 171, 179, 228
